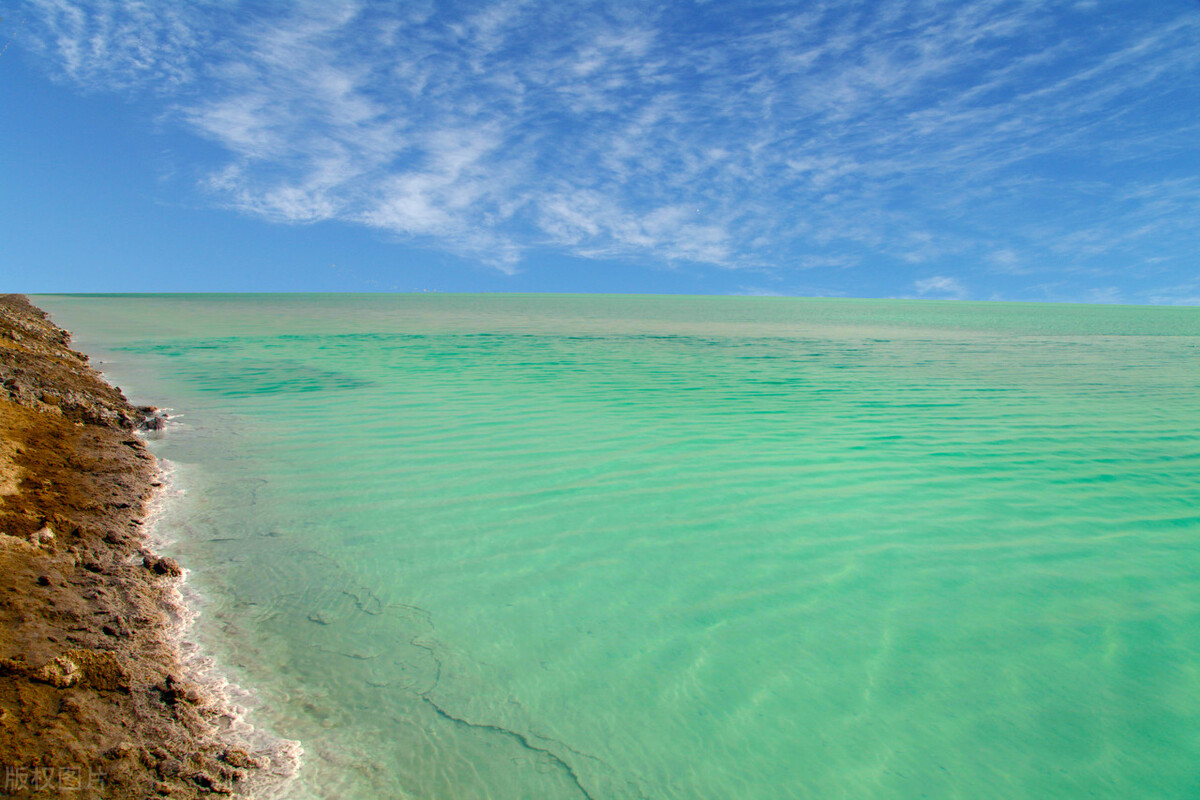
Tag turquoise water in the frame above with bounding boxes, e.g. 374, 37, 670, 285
35, 295, 1200, 799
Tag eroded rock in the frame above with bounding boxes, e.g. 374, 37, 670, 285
144, 554, 184, 578
36, 654, 81, 688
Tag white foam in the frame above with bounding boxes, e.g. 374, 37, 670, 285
142, 455, 305, 798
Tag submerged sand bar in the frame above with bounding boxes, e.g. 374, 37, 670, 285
0, 295, 274, 798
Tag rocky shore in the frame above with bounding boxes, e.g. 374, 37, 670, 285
0, 295, 274, 798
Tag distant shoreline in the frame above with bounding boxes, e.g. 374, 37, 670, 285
0, 294, 285, 798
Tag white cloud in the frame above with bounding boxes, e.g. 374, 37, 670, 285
1085, 286, 1122, 304
736, 286, 787, 297
16, 0, 1200, 291
1142, 283, 1200, 307
913, 276, 968, 300
22, 0, 214, 90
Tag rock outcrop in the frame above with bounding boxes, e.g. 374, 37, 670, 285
0, 294, 276, 799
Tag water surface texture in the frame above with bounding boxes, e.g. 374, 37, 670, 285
35, 295, 1200, 799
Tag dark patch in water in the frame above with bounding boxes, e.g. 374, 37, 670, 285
181, 359, 371, 397
119, 340, 239, 357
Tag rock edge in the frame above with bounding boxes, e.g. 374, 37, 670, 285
0, 294, 274, 799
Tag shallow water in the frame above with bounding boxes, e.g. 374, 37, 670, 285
35, 294, 1200, 799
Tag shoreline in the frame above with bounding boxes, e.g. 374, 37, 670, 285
0, 295, 290, 798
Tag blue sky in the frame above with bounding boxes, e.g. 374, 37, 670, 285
2, 0, 1199, 301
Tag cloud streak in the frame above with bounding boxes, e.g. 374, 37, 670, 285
17, 0, 1200, 293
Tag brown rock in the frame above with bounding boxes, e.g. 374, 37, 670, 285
65, 648, 129, 691
36, 654, 81, 688
219, 748, 258, 769
0, 294, 278, 799
107, 740, 136, 760
144, 554, 184, 577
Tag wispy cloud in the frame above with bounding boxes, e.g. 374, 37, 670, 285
21, 0, 217, 90
16, 0, 1200, 292
913, 276, 968, 300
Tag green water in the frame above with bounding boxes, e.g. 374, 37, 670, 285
34, 295, 1200, 799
